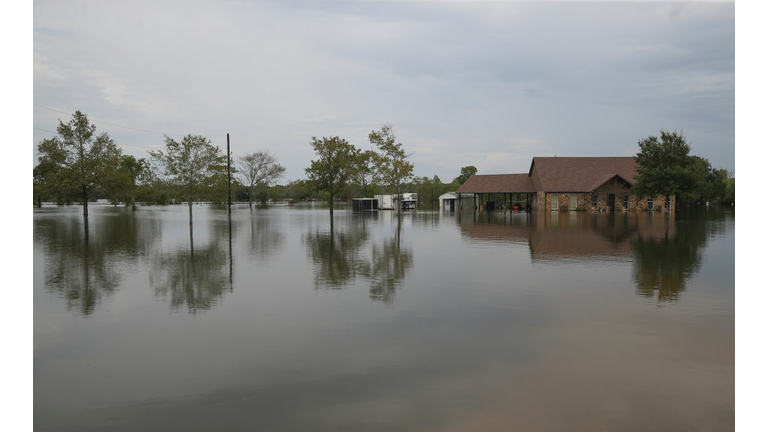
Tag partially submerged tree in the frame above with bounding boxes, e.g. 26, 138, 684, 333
305, 136, 359, 213
36, 110, 123, 217
237, 150, 286, 208
369, 124, 414, 213
354, 149, 379, 198
105, 155, 151, 208
149, 134, 224, 225
632, 130, 700, 206
33, 158, 63, 207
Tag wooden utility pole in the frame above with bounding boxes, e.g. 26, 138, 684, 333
227, 133, 232, 214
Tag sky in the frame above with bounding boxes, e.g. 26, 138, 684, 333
31, 0, 735, 183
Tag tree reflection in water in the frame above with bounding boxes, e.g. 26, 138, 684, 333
631, 212, 715, 302
459, 210, 725, 303
363, 216, 414, 304
303, 213, 414, 304
150, 218, 232, 314
247, 212, 285, 260
34, 208, 158, 315
303, 215, 369, 288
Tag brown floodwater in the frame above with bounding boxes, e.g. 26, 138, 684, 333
33, 204, 734, 431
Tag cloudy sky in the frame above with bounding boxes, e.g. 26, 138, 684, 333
32, 0, 735, 182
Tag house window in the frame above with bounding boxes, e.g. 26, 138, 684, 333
570, 195, 577, 210
592, 193, 598, 209
550, 194, 558, 211
647, 197, 654, 210
623, 194, 629, 210
664, 196, 671, 210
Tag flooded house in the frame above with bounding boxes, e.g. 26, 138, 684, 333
456, 156, 675, 212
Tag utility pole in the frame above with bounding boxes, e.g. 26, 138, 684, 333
227, 133, 232, 214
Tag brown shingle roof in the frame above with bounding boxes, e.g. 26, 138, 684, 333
456, 173, 536, 194
528, 157, 638, 192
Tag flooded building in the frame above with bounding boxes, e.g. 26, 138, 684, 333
456, 156, 675, 212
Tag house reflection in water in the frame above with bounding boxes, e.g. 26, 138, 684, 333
459, 212, 705, 302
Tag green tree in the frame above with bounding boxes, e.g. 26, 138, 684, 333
104, 155, 152, 208
202, 161, 232, 203
36, 111, 123, 217
455, 165, 477, 185
689, 155, 714, 205
237, 151, 286, 208
413, 175, 448, 209
33, 158, 64, 207
369, 124, 414, 213
631, 130, 700, 206
304, 136, 359, 213
725, 177, 735, 205
354, 149, 379, 198
267, 184, 285, 203
149, 134, 224, 225
285, 179, 315, 202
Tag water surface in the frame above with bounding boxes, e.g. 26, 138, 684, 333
33, 205, 735, 431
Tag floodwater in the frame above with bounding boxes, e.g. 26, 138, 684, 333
33, 204, 735, 431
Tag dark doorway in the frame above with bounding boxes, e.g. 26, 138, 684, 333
608, 194, 616, 212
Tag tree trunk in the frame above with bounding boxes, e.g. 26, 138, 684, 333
329, 192, 334, 214
82, 185, 88, 218
188, 196, 193, 226
249, 189, 253, 209
396, 186, 402, 214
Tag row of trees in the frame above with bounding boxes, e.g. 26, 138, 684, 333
34, 111, 288, 218
632, 130, 734, 206
34, 114, 454, 217
33, 113, 481, 218
304, 124, 417, 213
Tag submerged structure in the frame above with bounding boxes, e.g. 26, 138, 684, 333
353, 193, 419, 212
456, 156, 674, 212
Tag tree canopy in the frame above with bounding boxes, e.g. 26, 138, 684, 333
237, 150, 286, 207
455, 166, 477, 185
631, 130, 702, 203
369, 124, 414, 213
36, 110, 122, 216
149, 134, 224, 223
305, 136, 359, 213
354, 149, 379, 198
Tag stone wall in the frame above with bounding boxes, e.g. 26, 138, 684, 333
532, 187, 675, 213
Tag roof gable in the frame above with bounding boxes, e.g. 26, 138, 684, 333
530, 157, 638, 192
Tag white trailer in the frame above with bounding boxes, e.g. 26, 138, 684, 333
375, 194, 394, 210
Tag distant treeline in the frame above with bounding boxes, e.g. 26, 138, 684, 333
32, 111, 468, 209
